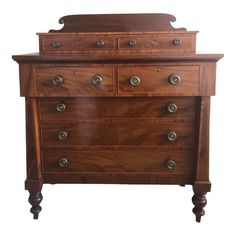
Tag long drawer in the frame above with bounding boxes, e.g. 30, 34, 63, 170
41, 121, 194, 147
39, 97, 196, 120
42, 149, 193, 174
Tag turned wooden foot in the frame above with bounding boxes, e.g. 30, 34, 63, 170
192, 192, 207, 222
28, 192, 43, 219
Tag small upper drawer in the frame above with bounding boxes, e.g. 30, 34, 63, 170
118, 65, 199, 95
118, 34, 195, 53
40, 36, 116, 53
34, 66, 114, 95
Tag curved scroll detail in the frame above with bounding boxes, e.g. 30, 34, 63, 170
49, 14, 186, 33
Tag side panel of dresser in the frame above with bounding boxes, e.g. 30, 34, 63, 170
18, 62, 217, 97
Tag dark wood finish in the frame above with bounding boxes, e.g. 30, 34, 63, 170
12, 14, 223, 221
35, 66, 114, 94
12, 53, 223, 63
118, 34, 195, 54
41, 121, 194, 147
28, 192, 43, 219
118, 65, 199, 94
48, 14, 187, 32
41, 35, 116, 52
16, 62, 218, 97
39, 97, 196, 120
192, 191, 207, 222
42, 148, 193, 173
25, 98, 43, 192
39, 32, 196, 55
44, 172, 192, 184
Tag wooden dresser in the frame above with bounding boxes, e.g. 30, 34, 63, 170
12, 14, 223, 222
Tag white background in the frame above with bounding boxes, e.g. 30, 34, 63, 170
0, 0, 235, 235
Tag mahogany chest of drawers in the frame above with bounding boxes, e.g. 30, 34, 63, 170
12, 14, 223, 222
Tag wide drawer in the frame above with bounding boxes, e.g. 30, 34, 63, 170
41, 35, 116, 53
42, 149, 193, 174
39, 97, 196, 120
41, 121, 194, 147
118, 34, 195, 53
34, 66, 114, 94
118, 65, 199, 94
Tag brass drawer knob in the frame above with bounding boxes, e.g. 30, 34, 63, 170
96, 40, 105, 47
168, 74, 181, 85
166, 159, 176, 170
129, 76, 140, 86
92, 75, 103, 86
166, 103, 177, 113
52, 41, 61, 48
56, 103, 66, 112
172, 39, 181, 46
58, 130, 68, 140
167, 131, 177, 141
128, 40, 136, 47
59, 157, 68, 167
52, 75, 64, 86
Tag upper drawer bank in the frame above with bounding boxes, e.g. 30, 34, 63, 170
38, 32, 196, 54
19, 63, 216, 97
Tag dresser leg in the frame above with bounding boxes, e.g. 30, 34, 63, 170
28, 191, 43, 219
192, 191, 207, 222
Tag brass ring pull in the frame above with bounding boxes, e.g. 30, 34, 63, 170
92, 75, 103, 86
58, 130, 68, 140
166, 160, 176, 169
166, 103, 177, 113
129, 76, 140, 86
59, 157, 68, 167
52, 75, 64, 86
96, 40, 105, 47
128, 40, 136, 47
167, 131, 177, 141
168, 74, 181, 85
52, 41, 61, 48
56, 103, 66, 112
172, 39, 181, 46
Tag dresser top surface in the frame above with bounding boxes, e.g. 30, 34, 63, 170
12, 52, 223, 63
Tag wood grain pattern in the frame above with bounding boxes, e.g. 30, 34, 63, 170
35, 66, 114, 94
42, 35, 116, 52
39, 97, 196, 120
48, 14, 187, 32
118, 34, 195, 53
42, 148, 193, 173
12, 13, 223, 221
39, 32, 196, 55
118, 65, 199, 94
41, 121, 194, 147
44, 172, 192, 184
25, 98, 43, 192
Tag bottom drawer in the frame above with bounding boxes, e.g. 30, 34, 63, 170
42, 149, 193, 174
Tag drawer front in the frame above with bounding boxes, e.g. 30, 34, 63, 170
118, 34, 195, 53
41, 36, 116, 52
41, 122, 194, 147
118, 66, 199, 94
40, 97, 196, 120
42, 149, 193, 174
35, 66, 114, 94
